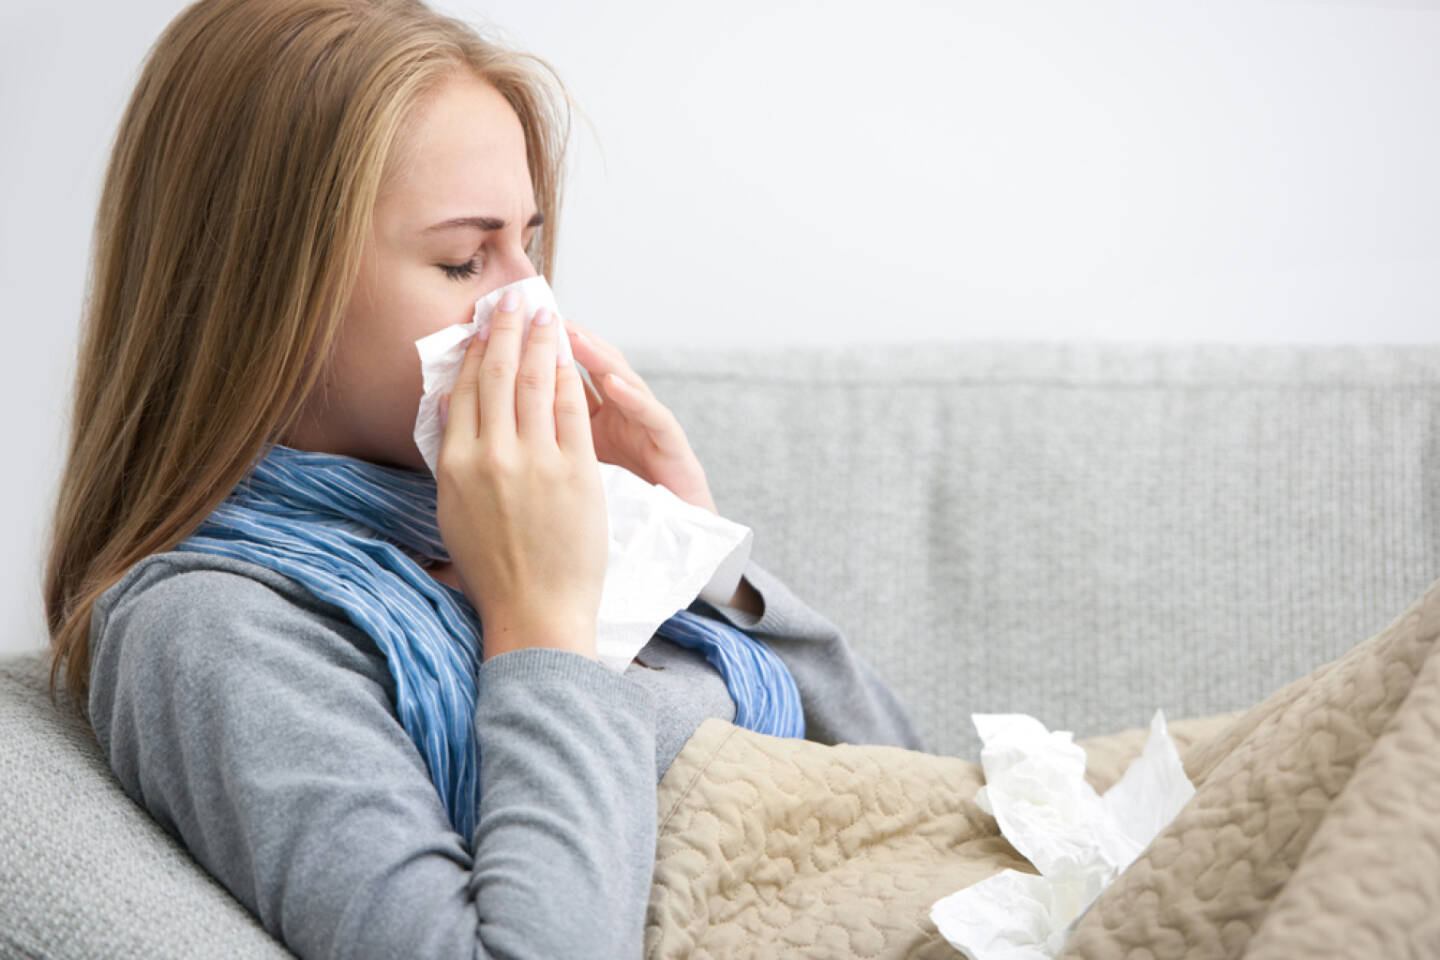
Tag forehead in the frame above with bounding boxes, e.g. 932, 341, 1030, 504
379, 73, 535, 223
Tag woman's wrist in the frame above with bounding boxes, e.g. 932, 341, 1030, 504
480, 613, 599, 662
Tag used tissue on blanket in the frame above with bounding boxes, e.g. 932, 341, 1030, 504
930, 710, 1195, 960
412, 275, 754, 674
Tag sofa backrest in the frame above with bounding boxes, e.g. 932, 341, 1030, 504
625, 340, 1440, 760
4, 340, 1438, 957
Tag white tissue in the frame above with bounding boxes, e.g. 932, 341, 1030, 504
930, 709, 1195, 960
412, 275, 754, 673
411, 275, 578, 469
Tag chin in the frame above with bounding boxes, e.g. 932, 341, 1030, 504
398, 446, 434, 476
359, 440, 425, 475
390, 451, 430, 475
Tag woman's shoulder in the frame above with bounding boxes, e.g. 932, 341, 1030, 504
94, 550, 334, 628
87, 550, 386, 717
91, 548, 379, 650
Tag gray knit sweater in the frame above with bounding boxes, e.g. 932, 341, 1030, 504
86, 550, 926, 959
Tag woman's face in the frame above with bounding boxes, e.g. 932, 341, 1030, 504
282, 71, 541, 472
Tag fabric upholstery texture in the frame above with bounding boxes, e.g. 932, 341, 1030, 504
622, 341, 1440, 760
4, 340, 1439, 957
0, 654, 293, 959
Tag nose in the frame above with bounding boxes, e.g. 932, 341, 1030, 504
491, 242, 539, 290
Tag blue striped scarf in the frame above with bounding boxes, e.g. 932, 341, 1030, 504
171, 442, 804, 842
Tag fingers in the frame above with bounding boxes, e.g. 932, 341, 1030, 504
565, 318, 653, 401
443, 323, 487, 441
477, 294, 528, 443
600, 369, 685, 449
514, 307, 558, 443
440, 295, 596, 464
553, 314, 604, 417
553, 317, 596, 458
578, 359, 604, 417
563, 316, 683, 448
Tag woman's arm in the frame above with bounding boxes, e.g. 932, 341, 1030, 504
692, 558, 928, 753
87, 561, 658, 960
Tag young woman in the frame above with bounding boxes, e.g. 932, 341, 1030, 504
41, 1, 924, 957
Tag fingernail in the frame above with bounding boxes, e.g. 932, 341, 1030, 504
533, 307, 552, 326
573, 328, 591, 345
439, 394, 450, 429
478, 322, 490, 341
499, 289, 520, 311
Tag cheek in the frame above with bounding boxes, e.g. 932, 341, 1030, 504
432, 295, 479, 333
366, 284, 472, 361
347, 253, 477, 388
404, 271, 480, 338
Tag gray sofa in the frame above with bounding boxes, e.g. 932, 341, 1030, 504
4, 339, 1439, 958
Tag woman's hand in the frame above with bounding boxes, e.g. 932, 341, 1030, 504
562, 317, 720, 515
435, 294, 608, 662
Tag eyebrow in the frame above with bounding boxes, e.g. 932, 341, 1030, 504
423, 211, 544, 233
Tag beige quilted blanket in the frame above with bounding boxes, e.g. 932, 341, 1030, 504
645, 574, 1440, 958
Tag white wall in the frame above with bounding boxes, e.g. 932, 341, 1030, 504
3, 0, 1437, 655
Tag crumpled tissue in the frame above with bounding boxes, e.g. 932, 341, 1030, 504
412, 275, 754, 673
930, 709, 1196, 960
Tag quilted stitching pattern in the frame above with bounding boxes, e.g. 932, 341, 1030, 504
1058, 573, 1440, 959
645, 574, 1440, 958
645, 712, 1239, 958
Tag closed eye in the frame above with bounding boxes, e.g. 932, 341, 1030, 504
438, 230, 537, 281
440, 258, 480, 281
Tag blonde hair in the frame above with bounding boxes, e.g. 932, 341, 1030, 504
43, 0, 586, 722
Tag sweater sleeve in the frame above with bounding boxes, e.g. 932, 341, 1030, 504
87, 564, 658, 960
690, 558, 928, 753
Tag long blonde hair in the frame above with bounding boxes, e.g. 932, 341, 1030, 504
43, 0, 584, 723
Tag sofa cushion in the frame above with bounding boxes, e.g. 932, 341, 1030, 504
0, 652, 291, 959
625, 340, 1440, 762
